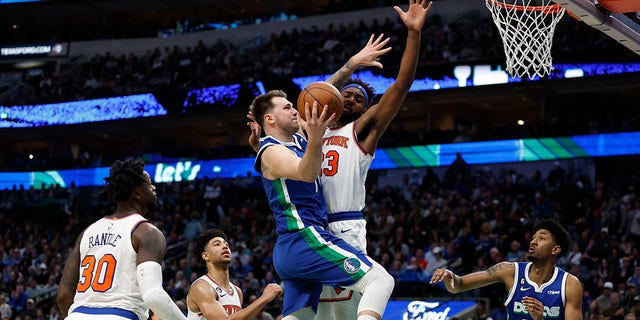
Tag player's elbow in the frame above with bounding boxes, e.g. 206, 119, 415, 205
141, 286, 168, 309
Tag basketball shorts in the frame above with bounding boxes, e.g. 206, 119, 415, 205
274, 226, 373, 316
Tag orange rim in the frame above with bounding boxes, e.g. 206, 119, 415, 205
486, 0, 565, 13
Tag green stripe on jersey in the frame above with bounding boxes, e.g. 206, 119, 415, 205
300, 227, 368, 282
272, 179, 303, 231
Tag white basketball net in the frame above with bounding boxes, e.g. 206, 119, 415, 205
486, 0, 565, 79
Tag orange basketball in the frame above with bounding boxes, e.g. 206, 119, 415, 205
296, 81, 343, 121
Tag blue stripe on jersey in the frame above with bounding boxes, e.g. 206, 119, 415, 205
505, 262, 566, 319
73, 306, 138, 320
256, 134, 328, 234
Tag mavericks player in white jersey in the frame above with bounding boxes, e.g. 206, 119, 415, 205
317, 1, 433, 319
57, 158, 187, 320
187, 229, 282, 320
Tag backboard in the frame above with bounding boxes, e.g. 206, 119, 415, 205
553, 0, 640, 55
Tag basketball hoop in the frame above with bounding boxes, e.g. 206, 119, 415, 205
486, 0, 565, 79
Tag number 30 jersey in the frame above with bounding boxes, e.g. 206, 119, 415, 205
321, 122, 373, 216
69, 213, 150, 320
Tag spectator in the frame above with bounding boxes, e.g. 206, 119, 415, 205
591, 281, 616, 317
0, 292, 11, 320
424, 246, 448, 276
9, 284, 28, 315
183, 210, 204, 262
505, 240, 525, 262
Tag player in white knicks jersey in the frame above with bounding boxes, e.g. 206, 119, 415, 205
187, 229, 282, 320
57, 158, 187, 320
316, 1, 433, 319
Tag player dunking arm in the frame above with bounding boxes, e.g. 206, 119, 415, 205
57, 158, 187, 320
186, 229, 283, 319
250, 91, 394, 320
429, 219, 583, 320
317, 1, 432, 319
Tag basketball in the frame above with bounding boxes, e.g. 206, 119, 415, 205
296, 81, 344, 121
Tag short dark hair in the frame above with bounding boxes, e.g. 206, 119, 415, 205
103, 158, 147, 203
193, 229, 228, 265
342, 78, 376, 108
250, 90, 287, 128
533, 219, 571, 257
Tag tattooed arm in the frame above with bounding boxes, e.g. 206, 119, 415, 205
429, 262, 515, 294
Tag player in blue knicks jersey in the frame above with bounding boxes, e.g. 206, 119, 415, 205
430, 219, 583, 319
250, 90, 395, 320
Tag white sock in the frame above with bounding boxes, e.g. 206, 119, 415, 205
357, 315, 378, 320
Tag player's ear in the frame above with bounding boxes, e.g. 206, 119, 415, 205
131, 185, 142, 201
201, 251, 209, 262
552, 244, 561, 256
266, 112, 276, 122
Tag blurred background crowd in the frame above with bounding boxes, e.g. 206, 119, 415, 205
1, 156, 640, 319
0, 0, 639, 319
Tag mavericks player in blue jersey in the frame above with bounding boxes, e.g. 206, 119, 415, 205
429, 219, 583, 319
250, 91, 395, 320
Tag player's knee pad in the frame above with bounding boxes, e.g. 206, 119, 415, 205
352, 262, 395, 316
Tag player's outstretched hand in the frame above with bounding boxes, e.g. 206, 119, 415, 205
348, 34, 391, 70
429, 268, 456, 292
393, 0, 433, 32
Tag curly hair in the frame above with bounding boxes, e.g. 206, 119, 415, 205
102, 158, 147, 203
533, 218, 571, 257
193, 229, 228, 265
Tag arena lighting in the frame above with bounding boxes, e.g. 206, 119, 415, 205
0, 0, 46, 3
184, 62, 640, 110
2, 131, 640, 190
1, 62, 638, 128
0, 93, 167, 127
292, 62, 640, 93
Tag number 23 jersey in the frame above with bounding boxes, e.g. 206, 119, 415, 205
320, 122, 373, 215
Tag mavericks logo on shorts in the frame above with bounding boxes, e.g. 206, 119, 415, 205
344, 258, 361, 274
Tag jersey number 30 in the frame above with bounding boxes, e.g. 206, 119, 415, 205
321, 150, 340, 176
77, 254, 117, 292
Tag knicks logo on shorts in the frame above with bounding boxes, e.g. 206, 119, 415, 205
344, 258, 361, 274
